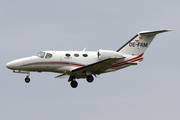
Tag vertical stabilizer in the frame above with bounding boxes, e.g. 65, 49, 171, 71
117, 30, 171, 56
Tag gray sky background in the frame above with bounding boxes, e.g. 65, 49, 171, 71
1, 0, 180, 120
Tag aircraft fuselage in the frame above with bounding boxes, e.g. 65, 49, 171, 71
6, 51, 141, 75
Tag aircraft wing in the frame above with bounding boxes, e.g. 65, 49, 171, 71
71, 58, 124, 75
55, 73, 69, 78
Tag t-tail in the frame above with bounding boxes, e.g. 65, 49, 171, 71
117, 30, 172, 56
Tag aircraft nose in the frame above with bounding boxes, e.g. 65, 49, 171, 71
6, 61, 16, 70
6, 57, 34, 70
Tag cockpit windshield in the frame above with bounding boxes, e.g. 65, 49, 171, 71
36, 52, 45, 58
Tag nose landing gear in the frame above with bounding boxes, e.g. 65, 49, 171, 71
25, 73, 30, 83
25, 76, 30, 83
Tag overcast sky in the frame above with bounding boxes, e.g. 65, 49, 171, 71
1, 0, 180, 120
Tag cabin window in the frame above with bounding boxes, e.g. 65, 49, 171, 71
65, 53, 71, 57
45, 53, 53, 59
83, 54, 88, 57
36, 52, 45, 58
74, 53, 79, 57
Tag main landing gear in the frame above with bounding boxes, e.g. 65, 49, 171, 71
69, 75, 94, 88
86, 75, 94, 83
69, 76, 78, 88
71, 80, 78, 88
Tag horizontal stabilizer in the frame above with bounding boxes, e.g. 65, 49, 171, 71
139, 30, 173, 35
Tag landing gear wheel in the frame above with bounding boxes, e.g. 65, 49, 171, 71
25, 76, 30, 83
70, 81, 78, 88
86, 75, 94, 83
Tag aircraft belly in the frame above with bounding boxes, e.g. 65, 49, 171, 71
53, 66, 79, 73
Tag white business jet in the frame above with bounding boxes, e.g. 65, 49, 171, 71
6, 30, 171, 88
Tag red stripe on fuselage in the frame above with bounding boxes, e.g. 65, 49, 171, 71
112, 53, 144, 68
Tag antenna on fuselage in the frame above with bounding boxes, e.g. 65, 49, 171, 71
83, 48, 86, 51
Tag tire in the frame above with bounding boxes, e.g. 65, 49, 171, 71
70, 81, 78, 88
25, 77, 30, 83
86, 75, 94, 83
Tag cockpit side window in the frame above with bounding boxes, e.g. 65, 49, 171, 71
45, 53, 53, 59
36, 52, 45, 58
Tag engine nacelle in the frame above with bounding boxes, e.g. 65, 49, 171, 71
97, 49, 124, 60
